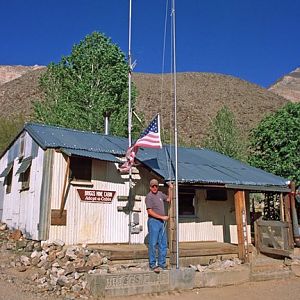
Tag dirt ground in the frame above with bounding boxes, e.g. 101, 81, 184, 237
1, 230, 300, 300
1, 274, 300, 300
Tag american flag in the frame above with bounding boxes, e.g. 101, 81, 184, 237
120, 114, 162, 172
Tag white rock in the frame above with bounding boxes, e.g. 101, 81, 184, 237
52, 262, 60, 268
20, 255, 30, 266
31, 250, 42, 259
74, 272, 82, 280
53, 239, 65, 247
0, 223, 8, 231
81, 280, 87, 289
196, 264, 206, 272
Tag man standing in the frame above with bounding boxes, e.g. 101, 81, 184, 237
145, 178, 173, 272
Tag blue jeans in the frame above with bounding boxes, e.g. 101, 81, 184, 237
147, 218, 167, 268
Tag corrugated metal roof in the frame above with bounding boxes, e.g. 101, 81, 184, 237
61, 148, 119, 163
136, 145, 289, 190
23, 123, 289, 191
25, 123, 128, 155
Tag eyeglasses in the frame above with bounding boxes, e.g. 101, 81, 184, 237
151, 185, 158, 188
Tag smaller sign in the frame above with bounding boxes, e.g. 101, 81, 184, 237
77, 189, 116, 203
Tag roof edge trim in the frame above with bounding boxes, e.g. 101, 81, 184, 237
225, 184, 290, 193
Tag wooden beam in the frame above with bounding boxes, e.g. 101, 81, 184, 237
290, 181, 300, 246
59, 156, 70, 217
259, 246, 292, 257
254, 220, 260, 254
168, 185, 176, 267
234, 190, 249, 262
280, 193, 285, 221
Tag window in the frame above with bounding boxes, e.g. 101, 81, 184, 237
20, 167, 31, 191
179, 189, 195, 216
16, 157, 32, 191
5, 166, 13, 194
0, 162, 14, 194
206, 189, 227, 201
70, 156, 92, 182
19, 132, 26, 160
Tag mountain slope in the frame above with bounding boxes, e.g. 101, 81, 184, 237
133, 72, 288, 145
268, 67, 300, 103
0, 66, 289, 146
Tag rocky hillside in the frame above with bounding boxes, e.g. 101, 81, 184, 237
133, 72, 288, 145
0, 65, 44, 85
268, 67, 300, 103
0, 66, 289, 146
0, 66, 46, 119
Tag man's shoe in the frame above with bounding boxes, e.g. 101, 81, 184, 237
152, 266, 161, 273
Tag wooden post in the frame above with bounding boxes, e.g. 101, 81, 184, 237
254, 219, 260, 254
280, 193, 285, 222
234, 190, 249, 262
290, 181, 300, 246
168, 185, 177, 267
284, 192, 294, 248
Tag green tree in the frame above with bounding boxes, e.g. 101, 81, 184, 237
32, 32, 137, 136
0, 115, 25, 155
203, 105, 248, 161
249, 102, 300, 185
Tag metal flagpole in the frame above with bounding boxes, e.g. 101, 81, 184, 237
128, 0, 133, 244
171, 0, 179, 269
128, 0, 132, 148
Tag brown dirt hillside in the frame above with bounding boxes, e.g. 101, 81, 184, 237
0, 67, 46, 120
133, 72, 289, 146
0, 67, 289, 146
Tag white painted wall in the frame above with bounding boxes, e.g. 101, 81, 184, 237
0, 132, 44, 239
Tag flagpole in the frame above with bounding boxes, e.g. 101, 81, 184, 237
128, 0, 132, 148
128, 0, 133, 244
171, 0, 179, 269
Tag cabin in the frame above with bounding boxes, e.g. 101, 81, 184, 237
0, 123, 291, 262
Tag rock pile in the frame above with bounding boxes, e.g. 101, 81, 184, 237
0, 222, 148, 298
189, 257, 242, 272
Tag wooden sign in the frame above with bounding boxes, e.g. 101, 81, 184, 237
77, 189, 115, 203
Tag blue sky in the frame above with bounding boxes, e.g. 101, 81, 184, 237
1, 0, 299, 87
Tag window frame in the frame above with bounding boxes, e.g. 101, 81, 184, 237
178, 188, 196, 217
19, 166, 31, 191
69, 156, 92, 183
